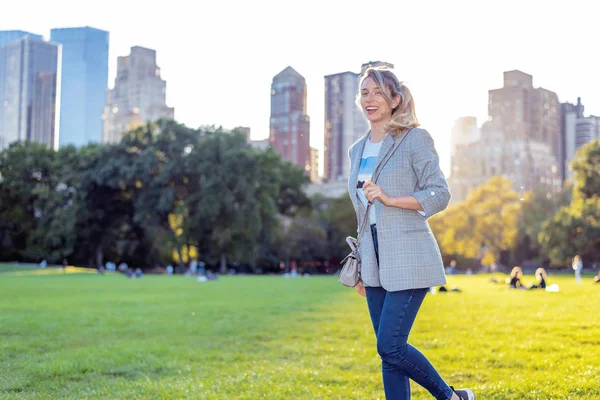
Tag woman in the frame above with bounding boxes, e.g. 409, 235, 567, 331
530, 267, 547, 289
347, 66, 475, 400
508, 266, 524, 289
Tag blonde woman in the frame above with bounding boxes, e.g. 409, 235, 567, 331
509, 266, 524, 289
528, 268, 547, 289
347, 66, 475, 400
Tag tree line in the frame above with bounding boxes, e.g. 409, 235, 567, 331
428, 140, 600, 268
0, 119, 598, 271
0, 121, 312, 272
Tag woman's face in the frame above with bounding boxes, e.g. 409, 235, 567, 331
360, 76, 397, 123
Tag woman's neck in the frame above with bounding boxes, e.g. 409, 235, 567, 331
369, 121, 388, 142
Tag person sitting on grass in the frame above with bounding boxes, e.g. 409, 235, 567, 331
528, 267, 547, 290
438, 285, 462, 293
508, 266, 524, 289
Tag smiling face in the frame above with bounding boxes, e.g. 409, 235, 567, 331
360, 77, 392, 124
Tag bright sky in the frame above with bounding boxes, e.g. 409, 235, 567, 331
3, 0, 599, 177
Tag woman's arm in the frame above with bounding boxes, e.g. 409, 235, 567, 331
386, 195, 423, 211
408, 129, 451, 218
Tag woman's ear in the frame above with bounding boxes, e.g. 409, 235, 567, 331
392, 95, 401, 109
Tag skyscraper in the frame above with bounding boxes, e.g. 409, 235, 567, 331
487, 70, 561, 184
0, 30, 42, 47
450, 116, 480, 157
0, 35, 60, 150
449, 70, 562, 203
310, 147, 319, 183
561, 98, 600, 179
102, 46, 174, 144
269, 66, 311, 175
324, 71, 368, 182
50, 26, 109, 147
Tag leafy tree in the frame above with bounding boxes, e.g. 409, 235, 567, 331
430, 177, 521, 266
0, 142, 56, 261
571, 139, 600, 200
511, 185, 571, 265
539, 140, 600, 265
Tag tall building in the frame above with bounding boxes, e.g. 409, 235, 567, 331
310, 147, 319, 183
269, 66, 311, 175
0, 30, 43, 47
0, 35, 60, 150
450, 116, 480, 157
448, 117, 482, 202
449, 70, 562, 202
50, 26, 109, 147
0, 31, 44, 149
323, 71, 368, 182
102, 46, 174, 144
488, 70, 561, 181
561, 98, 600, 179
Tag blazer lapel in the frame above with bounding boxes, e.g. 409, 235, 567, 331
349, 134, 368, 194
349, 134, 369, 211
372, 133, 395, 175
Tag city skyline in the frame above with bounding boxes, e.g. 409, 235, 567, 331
2, 0, 599, 176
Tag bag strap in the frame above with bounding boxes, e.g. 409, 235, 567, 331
355, 128, 414, 247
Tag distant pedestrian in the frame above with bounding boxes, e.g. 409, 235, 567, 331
572, 255, 583, 284
445, 260, 457, 275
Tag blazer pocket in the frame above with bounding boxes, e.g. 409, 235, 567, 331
403, 228, 430, 233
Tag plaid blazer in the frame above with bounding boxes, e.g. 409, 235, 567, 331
347, 128, 451, 291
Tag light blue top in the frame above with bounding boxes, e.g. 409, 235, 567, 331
356, 138, 383, 225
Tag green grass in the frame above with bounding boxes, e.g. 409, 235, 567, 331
0, 263, 39, 274
1, 266, 599, 399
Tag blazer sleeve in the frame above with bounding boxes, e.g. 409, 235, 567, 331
409, 129, 451, 219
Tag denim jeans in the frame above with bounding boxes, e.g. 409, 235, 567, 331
366, 225, 453, 400
365, 287, 454, 399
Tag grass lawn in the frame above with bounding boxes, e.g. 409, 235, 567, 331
1, 265, 599, 399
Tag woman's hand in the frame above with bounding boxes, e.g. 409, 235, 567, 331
355, 281, 366, 297
363, 180, 392, 206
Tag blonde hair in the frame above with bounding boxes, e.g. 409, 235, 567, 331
535, 268, 547, 282
510, 266, 523, 279
356, 67, 419, 136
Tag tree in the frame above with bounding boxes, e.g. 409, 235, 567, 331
512, 185, 571, 265
430, 177, 521, 266
0, 142, 56, 261
570, 139, 600, 200
539, 141, 600, 265
125, 120, 200, 267
275, 157, 311, 216
25, 145, 81, 263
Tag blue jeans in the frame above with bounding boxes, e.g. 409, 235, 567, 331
365, 287, 454, 400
